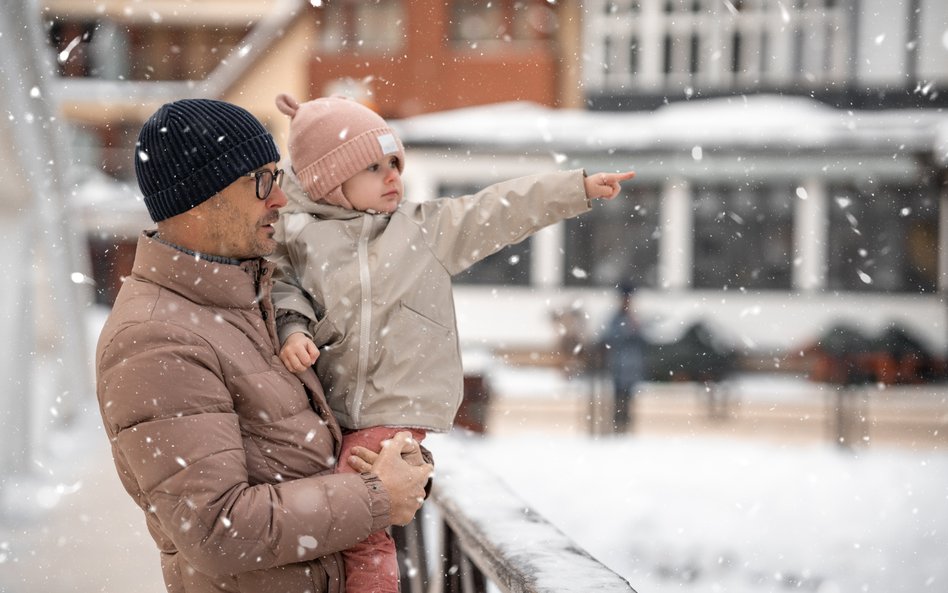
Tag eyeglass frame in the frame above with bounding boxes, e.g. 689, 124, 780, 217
244, 167, 285, 200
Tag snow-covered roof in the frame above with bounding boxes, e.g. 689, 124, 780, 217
392, 95, 948, 158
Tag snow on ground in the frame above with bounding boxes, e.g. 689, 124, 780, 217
429, 431, 948, 593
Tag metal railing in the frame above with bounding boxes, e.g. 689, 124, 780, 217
394, 447, 637, 593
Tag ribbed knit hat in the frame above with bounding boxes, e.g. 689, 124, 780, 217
275, 93, 404, 208
135, 98, 281, 222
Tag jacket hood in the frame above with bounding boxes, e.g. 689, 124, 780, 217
282, 169, 370, 222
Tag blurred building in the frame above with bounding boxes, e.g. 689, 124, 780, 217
395, 0, 948, 365
43, 0, 948, 362
44, 0, 579, 300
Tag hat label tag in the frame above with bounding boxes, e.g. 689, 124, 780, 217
377, 133, 398, 155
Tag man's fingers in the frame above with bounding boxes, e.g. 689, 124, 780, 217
349, 445, 379, 467
347, 454, 372, 473
414, 462, 434, 484
380, 431, 419, 456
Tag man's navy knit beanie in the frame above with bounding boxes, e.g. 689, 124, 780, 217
135, 98, 280, 222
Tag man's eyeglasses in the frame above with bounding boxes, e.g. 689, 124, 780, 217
245, 168, 284, 200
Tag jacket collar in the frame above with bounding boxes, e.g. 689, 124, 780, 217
133, 230, 272, 310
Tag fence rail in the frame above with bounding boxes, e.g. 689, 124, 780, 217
395, 444, 637, 593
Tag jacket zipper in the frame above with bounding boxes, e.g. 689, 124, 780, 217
253, 261, 268, 321
351, 216, 373, 424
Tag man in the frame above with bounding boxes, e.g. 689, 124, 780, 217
601, 282, 646, 433
96, 98, 432, 593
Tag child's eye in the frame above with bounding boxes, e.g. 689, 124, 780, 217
389, 157, 400, 168
368, 164, 380, 172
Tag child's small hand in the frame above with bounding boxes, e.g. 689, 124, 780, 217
279, 332, 320, 373
584, 170, 636, 200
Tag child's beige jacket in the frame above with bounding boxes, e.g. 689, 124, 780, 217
271, 169, 590, 431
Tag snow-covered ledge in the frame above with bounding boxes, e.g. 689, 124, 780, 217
422, 438, 637, 593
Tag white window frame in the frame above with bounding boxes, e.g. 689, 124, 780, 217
584, 0, 851, 94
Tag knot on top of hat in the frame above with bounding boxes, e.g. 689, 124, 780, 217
275, 93, 300, 118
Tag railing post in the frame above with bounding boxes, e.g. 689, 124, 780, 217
443, 521, 487, 593
392, 517, 429, 593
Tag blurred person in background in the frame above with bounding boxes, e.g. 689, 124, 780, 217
600, 282, 646, 433
271, 92, 635, 593
95, 98, 432, 593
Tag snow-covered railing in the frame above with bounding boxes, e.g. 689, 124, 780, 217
395, 444, 637, 593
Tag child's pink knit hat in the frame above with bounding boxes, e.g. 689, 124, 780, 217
275, 93, 404, 208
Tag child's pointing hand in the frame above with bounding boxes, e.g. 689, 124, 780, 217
584, 170, 636, 200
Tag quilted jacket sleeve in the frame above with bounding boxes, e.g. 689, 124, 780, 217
97, 319, 389, 579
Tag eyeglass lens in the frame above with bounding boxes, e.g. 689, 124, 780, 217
256, 169, 284, 200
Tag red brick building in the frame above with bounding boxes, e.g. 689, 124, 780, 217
300, 0, 583, 117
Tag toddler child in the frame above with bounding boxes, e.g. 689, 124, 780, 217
270, 93, 635, 593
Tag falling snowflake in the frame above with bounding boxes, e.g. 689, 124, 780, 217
70, 272, 95, 285
778, 1, 790, 23
57, 35, 82, 64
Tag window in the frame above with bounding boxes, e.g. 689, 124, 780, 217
439, 183, 532, 286
585, 0, 852, 93
563, 185, 660, 288
48, 19, 96, 77
692, 183, 794, 290
826, 183, 938, 293
315, 0, 405, 53
449, 0, 556, 46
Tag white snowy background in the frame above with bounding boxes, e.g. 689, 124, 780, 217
431, 431, 948, 593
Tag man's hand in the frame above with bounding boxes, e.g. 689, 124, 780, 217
279, 332, 319, 373
347, 433, 427, 469
349, 432, 433, 526
584, 170, 636, 200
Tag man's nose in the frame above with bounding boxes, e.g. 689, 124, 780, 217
267, 184, 288, 208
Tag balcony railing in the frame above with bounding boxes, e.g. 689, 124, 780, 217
394, 445, 637, 593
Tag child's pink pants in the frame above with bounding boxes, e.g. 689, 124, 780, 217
337, 425, 427, 593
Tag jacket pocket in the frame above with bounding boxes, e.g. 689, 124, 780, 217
397, 301, 453, 333
387, 302, 456, 371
